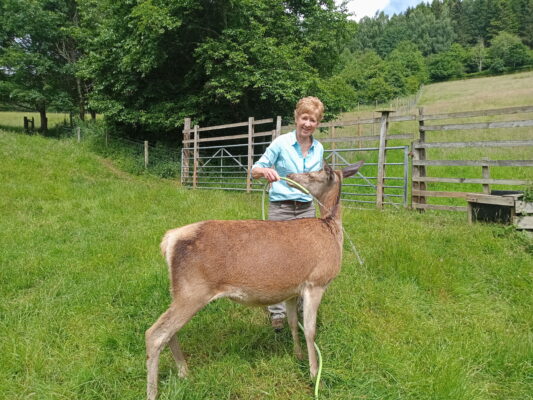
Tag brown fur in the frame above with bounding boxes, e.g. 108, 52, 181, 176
146, 161, 363, 400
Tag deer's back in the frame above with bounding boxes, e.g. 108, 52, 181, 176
161, 219, 342, 298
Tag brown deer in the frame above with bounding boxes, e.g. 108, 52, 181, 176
145, 160, 364, 400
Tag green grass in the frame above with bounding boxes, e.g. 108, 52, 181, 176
1, 129, 532, 399
0, 111, 72, 131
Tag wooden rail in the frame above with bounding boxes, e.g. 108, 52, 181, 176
182, 117, 281, 193
412, 105, 533, 212
181, 104, 532, 212
182, 111, 404, 207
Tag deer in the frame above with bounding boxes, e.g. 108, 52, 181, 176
145, 160, 364, 400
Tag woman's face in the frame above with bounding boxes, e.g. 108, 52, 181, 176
295, 112, 319, 140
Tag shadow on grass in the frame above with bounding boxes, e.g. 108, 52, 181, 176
0, 123, 74, 138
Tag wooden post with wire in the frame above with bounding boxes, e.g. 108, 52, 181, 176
330, 126, 336, 168
376, 109, 393, 209
144, 141, 149, 168
193, 125, 199, 189
182, 118, 191, 185
274, 116, 281, 140
412, 107, 427, 210
482, 157, 491, 194
246, 117, 254, 193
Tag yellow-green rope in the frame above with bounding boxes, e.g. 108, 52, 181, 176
261, 177, 323, 399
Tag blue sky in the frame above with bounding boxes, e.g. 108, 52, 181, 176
341, 0, 427, 21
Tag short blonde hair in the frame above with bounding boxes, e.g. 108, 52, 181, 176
294, 96, 324, 122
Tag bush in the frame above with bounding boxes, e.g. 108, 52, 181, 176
427, 44, 466, 82
488, 32, 532, 71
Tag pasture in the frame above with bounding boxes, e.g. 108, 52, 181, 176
1, 72, 533, 399
1, 127, 532, 399
0, 111, 72, 132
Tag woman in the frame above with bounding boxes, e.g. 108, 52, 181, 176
251, 96, 325, 331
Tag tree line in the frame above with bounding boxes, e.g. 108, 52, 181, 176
1, 0, 531, 142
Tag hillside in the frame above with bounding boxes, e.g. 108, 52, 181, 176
1, 129, 531, 399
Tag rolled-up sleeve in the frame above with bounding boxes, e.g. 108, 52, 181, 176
252, 140, 280, 170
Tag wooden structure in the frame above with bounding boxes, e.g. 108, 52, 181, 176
181, 105, 532, 212
23, 116, 35, 133
412, 106, 533, 211
181, 117, 281, 191
182, 111, 412, 208
467, 192, 533, 231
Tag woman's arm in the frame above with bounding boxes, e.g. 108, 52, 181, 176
251, 167, 280, 182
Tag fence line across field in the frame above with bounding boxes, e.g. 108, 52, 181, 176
182, 105, 533, 211
66, 103, 533, 211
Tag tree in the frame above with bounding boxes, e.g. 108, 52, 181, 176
0, 0, 81, 131
427, 43, 467, 81
79, 0, 351, 141
488, 31, 532, 71
468, 39, 489, 72
386, 41, 429, 93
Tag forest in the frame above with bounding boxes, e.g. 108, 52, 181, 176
1, 0, 532, 141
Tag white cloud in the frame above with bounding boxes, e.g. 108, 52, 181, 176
341, 0, 390, 21
339, 0, 428, 21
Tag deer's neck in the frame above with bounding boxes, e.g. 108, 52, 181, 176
317, 182, 343, 231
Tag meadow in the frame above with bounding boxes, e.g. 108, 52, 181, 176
1, 130, 532, 399
1, 72, 532, 399
0, 111, 72, 132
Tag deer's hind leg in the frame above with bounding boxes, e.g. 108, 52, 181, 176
146, 293, 209, 400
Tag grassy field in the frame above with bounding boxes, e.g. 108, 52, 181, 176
1, 125, 532, 400
0, 111, 72, 132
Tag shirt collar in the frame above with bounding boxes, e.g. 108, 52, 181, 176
290, 130, 316, 149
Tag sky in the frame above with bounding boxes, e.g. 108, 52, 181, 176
340, 0, 427, 21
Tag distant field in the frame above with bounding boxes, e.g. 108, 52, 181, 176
419, 70, 533, 113
0, 111, 72, 130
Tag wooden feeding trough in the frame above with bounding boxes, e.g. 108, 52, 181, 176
466, 191, 533, 231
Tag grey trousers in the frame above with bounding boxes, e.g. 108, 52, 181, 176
267, 201, 316, 319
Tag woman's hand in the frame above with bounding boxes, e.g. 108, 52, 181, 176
252, 167, 280, 183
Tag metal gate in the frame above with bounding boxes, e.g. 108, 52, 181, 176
326, 146, 409, 208
182, 139, 410, 208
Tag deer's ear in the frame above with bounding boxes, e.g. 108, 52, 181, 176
323, 160, 335, 179
342, 161, 364, 178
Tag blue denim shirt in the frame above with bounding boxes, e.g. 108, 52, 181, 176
252, 130, 323, 202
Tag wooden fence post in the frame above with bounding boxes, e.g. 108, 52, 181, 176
246, 117, 254, 193
357, 117, 362, 148
330, 126, 337, 168
182, 118, 191, 185
274, 116, 281, 140
193, 125, 199, 189
76, 126, 81, 142
144, 141, 149, 168
23, 117, 28, 132
412, 107, 427, 209
482, 157, 490, 194
376, 110, 392, 209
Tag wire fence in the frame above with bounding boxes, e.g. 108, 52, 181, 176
71, 124, 182, 179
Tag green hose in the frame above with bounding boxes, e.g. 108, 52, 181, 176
261, 177, 323, 399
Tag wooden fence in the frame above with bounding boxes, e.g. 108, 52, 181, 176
181, 116, 282, 191
182, 105, 533, 211
412, 105, 533, 211
182, 111, 413, 208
